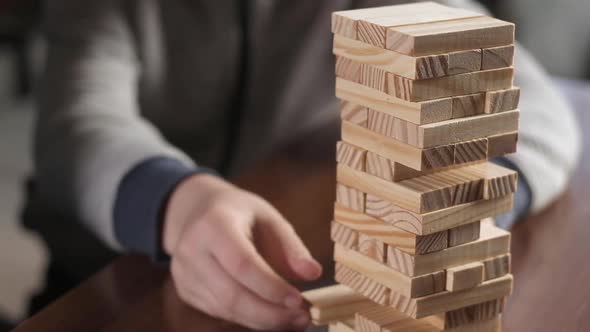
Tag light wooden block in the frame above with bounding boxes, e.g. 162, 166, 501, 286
356, 306, 438, 332
386, 16, 515, 56
359, 62, 388, 92
448, 221, 481, 247
451, 93, 485, 119
365, 193, 513, 236
482, 45, 515, 70
366, 151, 438, 182
388, 68, 514, 103
302, 284, 374, 325
336, 141, 366, 171
333, 34, 449, 80
454, 138, 488, 164
482, 254, 511, 281
367, 108, 420, 146
358, 232, 387, 263
329, 320, 355, 332
484, 87, 520, 114
446, 262, 484, 291
334, 204, 449, 255
487, 132, 518, 157
357, 3, 482, 48
422, 298, 504, 329
445, 316, 502, 332
335, 56, 361, 82
334, 244, 445, 298
331, 221, 359, 250
336, 183, 365, 212
335, 263, 390, 305
448, 49, 482, 75
336, 78, 453, 125
464, 163, 518, 199
340, 100, 368, 127
385, 222, 510, 276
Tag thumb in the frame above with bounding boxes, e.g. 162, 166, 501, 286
253, 201, 323, 282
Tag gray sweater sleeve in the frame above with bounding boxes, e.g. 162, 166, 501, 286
35, 0, 194, 249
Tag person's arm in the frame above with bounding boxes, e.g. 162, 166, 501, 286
37, 1, 320, 330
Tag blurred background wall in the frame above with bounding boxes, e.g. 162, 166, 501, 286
0, 0, 588, 329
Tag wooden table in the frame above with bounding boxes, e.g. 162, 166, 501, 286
13, 80, 590, 332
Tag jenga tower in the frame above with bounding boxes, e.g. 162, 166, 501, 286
305, 2, 519, 331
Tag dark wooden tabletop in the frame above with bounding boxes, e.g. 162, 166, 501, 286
12, 80, 590, 332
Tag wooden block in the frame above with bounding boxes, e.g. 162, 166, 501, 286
367, 108, 420, 146
448, 50, 482, 75
336, 78, 453, 125
356, 3, 482, 48
365, 193, 513, 236
333, 34, 449, 80
342, 120, 453, 171
421, 299, 504, 329
340, 100, 368, 127
358, 232, 387, 263
329, 320, 355, 332
482, 254, 511, 281
446, 316, 502, 332
334, 244, 445, 298
331, 221, 358, 250
484, 87, 520, 114
356, 306, 438, 332
335, 263, 390, 305
302, 284, 374, 325
446, 262, 484, 291
335, 56, 361, 82
334, 204, 449, 255
359, 63, 388, 92
331, 7, 394, 39
448, 221, 481, 247
386, 16, 515, 56
338, 164, 489, 214
386, 222, 510, 276
487, 132, 518, 157
336, 141, 366, 171
482, 45, 515, 70
336, 183, 365, 212
451, 93, 485, 119
454, 139, 488, 164
410, 274, 513, 318
464, 163, 518, 199
366, 151, 432, 182
388, 68, 514, 103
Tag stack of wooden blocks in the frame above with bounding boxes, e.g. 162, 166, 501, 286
304, 2, 519, 331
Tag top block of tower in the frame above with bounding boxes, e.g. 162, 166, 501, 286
332, 1, 514, 56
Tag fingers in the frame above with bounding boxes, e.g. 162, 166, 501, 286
253, 200, 323, 282
175, 252, 309, 331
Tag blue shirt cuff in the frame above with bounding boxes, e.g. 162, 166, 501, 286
492, 157, 533, 229
113, 157, 216, 261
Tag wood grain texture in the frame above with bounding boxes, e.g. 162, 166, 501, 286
463, 163, 518, 199
366, 151, 433, 182
336, 78, 453, 125
335, 56, 361, 82
386, 16, 515, 56
487, 131, 518, 157
331, 221, 359, 250
333, 35, 449, 80
358, 232, 387, 263
482, 254, 511, 281
365, 193, 513, 236
482, 45, 515, 70
448, 49, 482, 75
328, 320, 355, 332
444, 299, 504, 328
387, 68, 514, 103
356, 3, 482, 48
302, 284, 373, 325
446, 262, 484, 291
340, 100, 368, 127
484, 86, 520, 114
331, 6, 399, 39
359, 63, 388, 92
334, 204, 448, 255
336, 141, 366, 171
335, 263, 390, 305
451, 93, 485, 119
356, 305, 438, 332
367, 108, 420, 146
386, 222, 510, 276
336, 183, 365, 212
448, 221, 481, 247
334, 244, 445, 298
454, 138, 488, 164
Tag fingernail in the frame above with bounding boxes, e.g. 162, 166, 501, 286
292, 314, 309, 329
298, 258, 323, 280
284, 294, 302, 309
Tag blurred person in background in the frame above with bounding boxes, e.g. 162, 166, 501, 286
22, 0, 580, 330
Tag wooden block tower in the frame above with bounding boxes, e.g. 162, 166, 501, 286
304, 2, 518, 331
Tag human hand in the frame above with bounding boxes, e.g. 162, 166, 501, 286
163, 173, 322, 331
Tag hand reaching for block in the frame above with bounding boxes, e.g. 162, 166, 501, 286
162, 173, 322, 330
